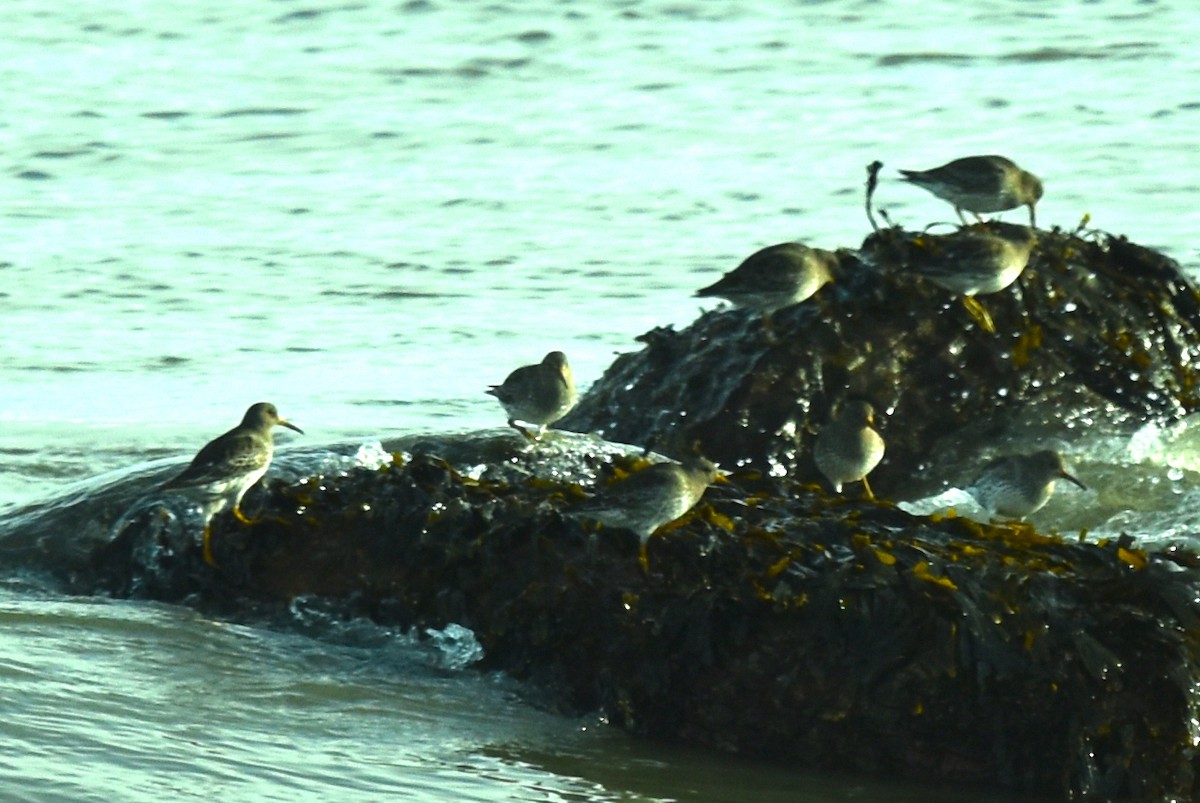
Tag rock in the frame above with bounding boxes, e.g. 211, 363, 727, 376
28, 431, 1198, 801
4, 225, 1200, 800
559, 224, 1200, 498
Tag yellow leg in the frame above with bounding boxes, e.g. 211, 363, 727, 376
638, 540, 650, 574
509, 420, 537, 441
961, 296, 996, 334
202, 525, 218, 568
861, 475, 877, 502
232, 503, 254, 525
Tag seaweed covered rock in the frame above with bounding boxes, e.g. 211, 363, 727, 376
39, 433, 1200, 801
5, 224, 1200, 801
559, 224, 1200, 498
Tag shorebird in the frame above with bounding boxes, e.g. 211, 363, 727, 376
814, 400, 886, 501
487, 351, 577, 440
900, 155, 1043, 228
910, 223, 1037, 295
695, 242, 836, 315
966, 449, 1087, 520
908, 222, 1038, 332
572, 453, 720, 566
161, 402, 303, 565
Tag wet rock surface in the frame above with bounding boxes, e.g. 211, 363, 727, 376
4, 225, 1200, 800
560, 223, 1200, 498
51, 434, 1200, 801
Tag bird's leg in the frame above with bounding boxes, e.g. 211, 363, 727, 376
232, 502, 256, 525
1028, 205, 1037, 229
202, 525, 219, 568
955, 207, 970, 227
860, 476, 877, 502
508, 419, 536, 441
638, 540, 650, 574
961, 296, 996, 334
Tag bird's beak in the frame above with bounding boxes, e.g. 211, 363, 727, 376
280, 419, 304, 435
1060, 469, 1086, 491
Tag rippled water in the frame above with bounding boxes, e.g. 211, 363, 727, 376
3, 0, 1199, 799
0, 589, 1032, 802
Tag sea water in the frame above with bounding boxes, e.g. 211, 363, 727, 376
2, 0, 1198, 799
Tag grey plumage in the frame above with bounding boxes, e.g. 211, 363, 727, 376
814, 400, 885, 500
900, 155, 1043, 228
573, 454, 720, 543
695, 242, 836, 314
161, 402, 303, 563
966, 449, 1087, 520
487, 351, 577, 439
909, 222, 1037, 297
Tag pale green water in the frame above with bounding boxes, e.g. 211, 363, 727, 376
2, 0, 1199, 799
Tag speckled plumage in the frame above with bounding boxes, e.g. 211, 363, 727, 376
161, 402, 303, 563
487, 351, 577, 439
967, 449, 1087, 520
900, 155, 1043, 227
814, 401, 885, 500
910, 222, 1037, 297
695, 242, 836, 314
574, 454, 720, 543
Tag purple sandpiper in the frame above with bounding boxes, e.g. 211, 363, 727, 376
695, 242, 836, 314
966, 449, 1087, 520
573, 453, 720, 544
909, 222, 1037, 297
899, 155, 1043, 228
814, 400, 886, 500
487, 351, 577, 440
906, 222, 1037, 333
161, 402, 303, 565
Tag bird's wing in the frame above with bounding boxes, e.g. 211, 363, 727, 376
911, 234, 1001, 278
576, 464, 669, 508
945, 157, 1011, 193
967, 455, 1014, 489
701, 244, 808, 296
490, 364, 539, 403
162, 431, 268, 489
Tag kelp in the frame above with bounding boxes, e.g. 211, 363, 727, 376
77, 437, 1200, 800
5, 223, 1200, 801
559, 224, 1200, 498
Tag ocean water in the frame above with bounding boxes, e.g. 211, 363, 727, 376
2, 0, 1199, 799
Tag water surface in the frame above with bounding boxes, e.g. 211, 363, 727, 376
2, 0, 1198, 799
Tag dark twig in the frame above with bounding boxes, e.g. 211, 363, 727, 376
866, 160, 883, 233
